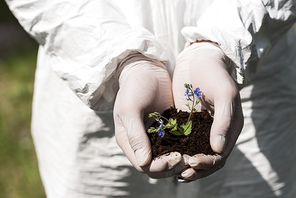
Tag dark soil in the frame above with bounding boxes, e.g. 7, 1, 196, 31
148, 107, 216, 158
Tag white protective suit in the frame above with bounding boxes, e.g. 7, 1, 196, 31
6, 0, 296, 197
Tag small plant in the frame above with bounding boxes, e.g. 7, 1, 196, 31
148, 83, 202, 137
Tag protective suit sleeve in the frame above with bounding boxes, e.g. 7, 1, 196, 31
5, 0, 167, 111
182, 0, 296, 88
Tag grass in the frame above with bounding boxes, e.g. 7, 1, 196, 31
0, 46, 46, 198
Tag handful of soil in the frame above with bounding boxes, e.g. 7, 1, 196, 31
147, 107, 215, 159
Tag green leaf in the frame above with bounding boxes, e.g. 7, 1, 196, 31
185, 103, 191, 110
169, 129, 184, 136
147, 127, 158, 133
164, 119, 181, 135
164, 118, 178, 131
169, 118, 177, 125
149, 112, 160, 118
180, 121, 192, 136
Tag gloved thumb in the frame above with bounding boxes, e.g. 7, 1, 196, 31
120, 114, 152, 167
210, 99, 233, 154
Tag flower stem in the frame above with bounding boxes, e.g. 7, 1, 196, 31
159, 115, 169, 123
186, 95, 195, 123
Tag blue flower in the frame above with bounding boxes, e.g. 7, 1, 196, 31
184, 88, 189, 96
158, 128, 165, 138
154, 118, 165, 137
184, 88, 193, 97
193, 88, 202, 97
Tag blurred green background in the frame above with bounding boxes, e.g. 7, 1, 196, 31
0, 1, 46, 198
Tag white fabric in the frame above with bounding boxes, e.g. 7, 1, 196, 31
5, 0, 296, 197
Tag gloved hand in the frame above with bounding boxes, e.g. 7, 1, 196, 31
114, 54, 189, 178
172, 42, 244, 182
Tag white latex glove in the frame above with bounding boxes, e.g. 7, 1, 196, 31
172, 42, 244, 182
114, 54, 189, 178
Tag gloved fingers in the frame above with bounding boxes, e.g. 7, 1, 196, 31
114, 114, 152, 167
115, 118, 186, 177
210, 99, 233, 154
195, 66, 239, 154
177, 154, 225, 182
177, 97, 243, 182
114, 87, 153, 168
187, 154, 223, 169
113, 87, 154, 167
177, 165, 222, 183
221, 95, 244, 157
142, 152, 182, 173
210, 92, 243, 156
177, 168, 196, 183
147, 154, 190, 179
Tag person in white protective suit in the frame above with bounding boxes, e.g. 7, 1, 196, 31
6, 0, 296, 197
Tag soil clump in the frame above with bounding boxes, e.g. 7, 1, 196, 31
148, 107, 215, 158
